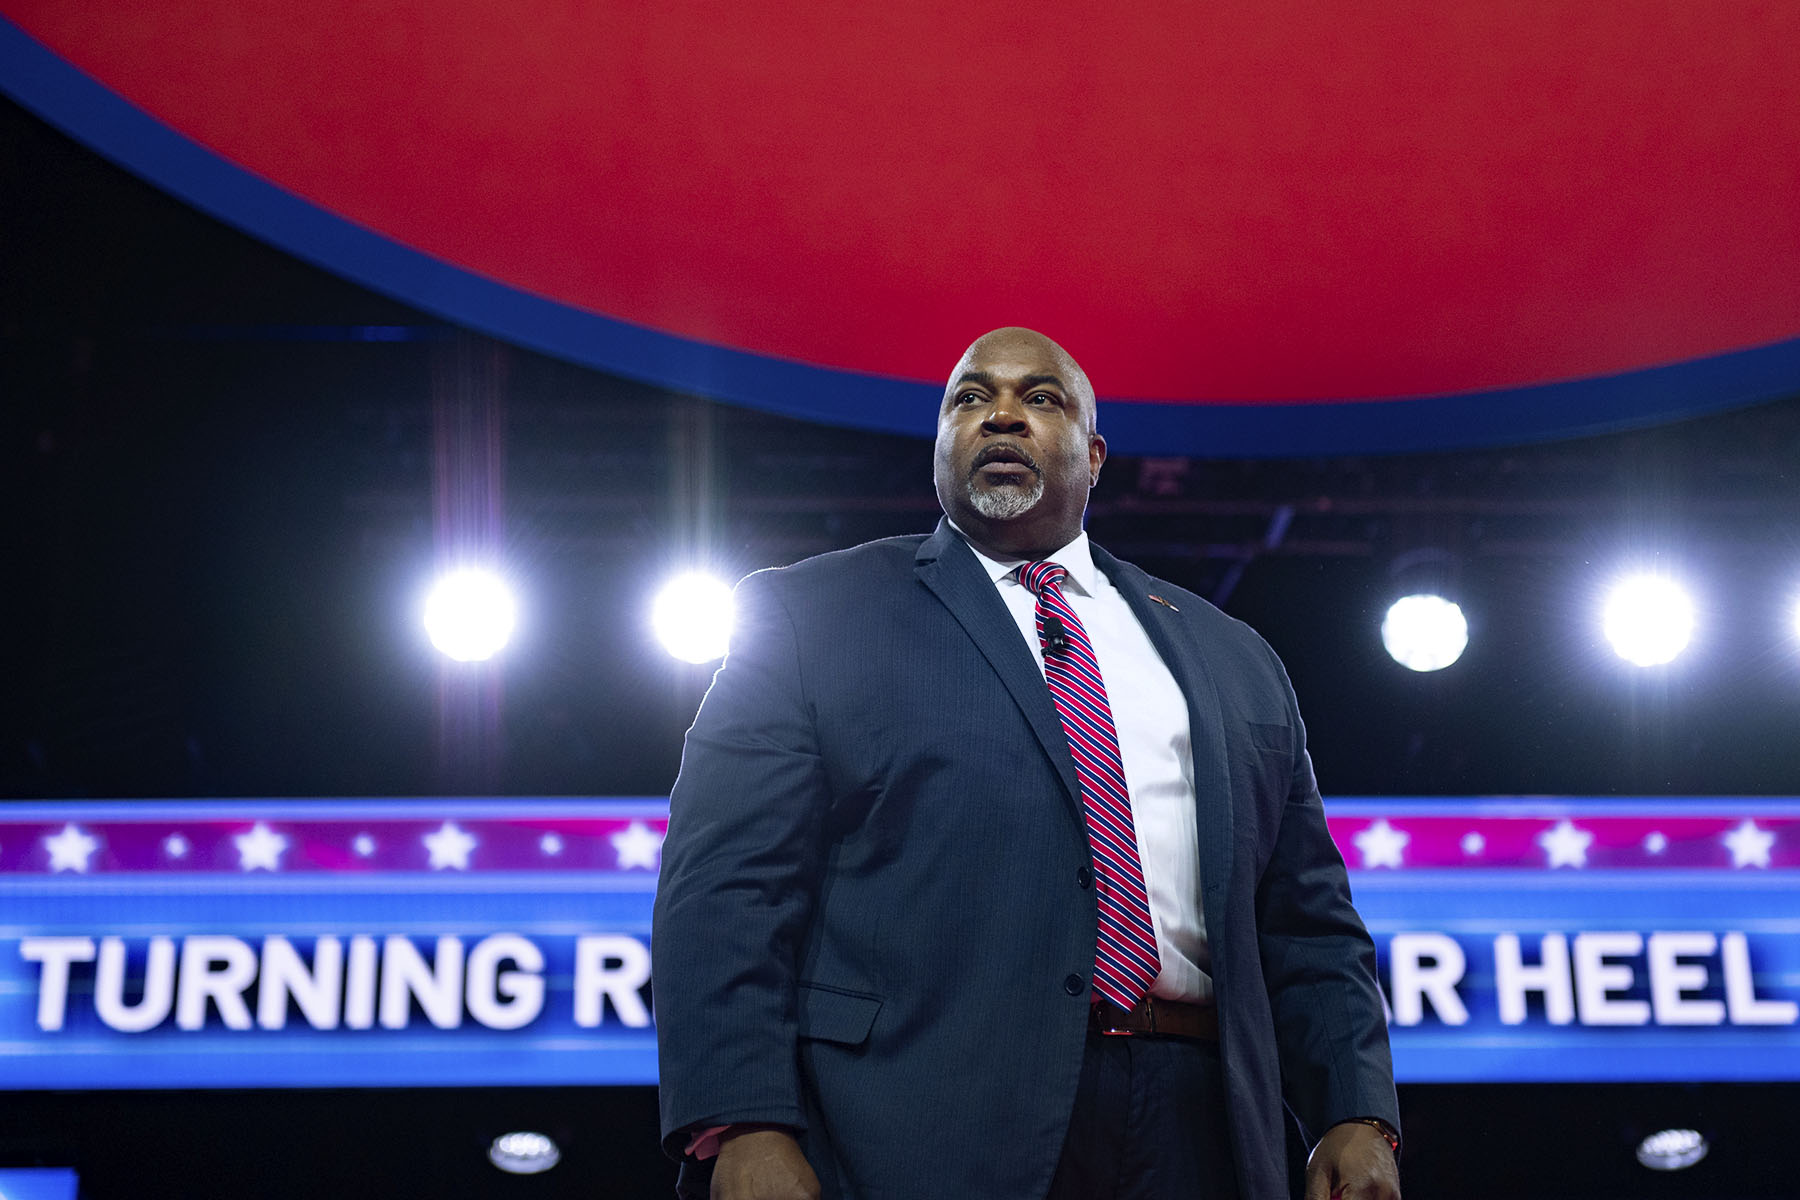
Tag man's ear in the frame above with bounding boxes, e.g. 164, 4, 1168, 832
1089, 432, 1107, 486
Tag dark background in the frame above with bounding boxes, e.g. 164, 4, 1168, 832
4, 96, 1797, 1196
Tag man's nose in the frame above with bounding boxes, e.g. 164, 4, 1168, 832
981, 391, 1028, 434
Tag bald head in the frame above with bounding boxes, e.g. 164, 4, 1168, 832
932, 326, 1107, 560
945, 327, 1098, 433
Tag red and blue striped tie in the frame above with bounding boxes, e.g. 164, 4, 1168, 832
1019, 561, 1161, 1010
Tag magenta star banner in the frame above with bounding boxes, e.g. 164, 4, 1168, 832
0, 799, 667, 1089
4, 4, 1799, 454
1335, 798, 1800, 1083
0, 797, 1795, 1088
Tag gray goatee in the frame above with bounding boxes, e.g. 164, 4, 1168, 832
966, 472, 1044, 520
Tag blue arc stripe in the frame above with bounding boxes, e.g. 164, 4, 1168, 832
3, 15, 1798, 457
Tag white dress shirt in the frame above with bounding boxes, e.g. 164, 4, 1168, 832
956, 526, 1212, 1004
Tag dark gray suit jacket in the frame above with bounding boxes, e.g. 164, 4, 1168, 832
654, 521, 1397, 1198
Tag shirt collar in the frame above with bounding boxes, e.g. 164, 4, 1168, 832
947, 519, 1100, 597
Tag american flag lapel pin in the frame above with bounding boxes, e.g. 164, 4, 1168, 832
1148, 594, 1180, 612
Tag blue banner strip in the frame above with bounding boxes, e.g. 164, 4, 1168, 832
0, 797, 1795, 1087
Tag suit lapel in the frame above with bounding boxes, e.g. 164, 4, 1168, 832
914, 521, 1082, 813
1091, 545, 1237, 910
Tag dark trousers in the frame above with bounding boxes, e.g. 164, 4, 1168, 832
1045, 1032, 1240, 1200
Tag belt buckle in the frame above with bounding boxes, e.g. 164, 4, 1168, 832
1092, 997, 1149, 1037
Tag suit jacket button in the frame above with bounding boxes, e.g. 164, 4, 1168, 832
1063, 974, 1085, 996
1075, 866, 1092, 889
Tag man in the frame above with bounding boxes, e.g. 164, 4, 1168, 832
654, 328, 1401, 1199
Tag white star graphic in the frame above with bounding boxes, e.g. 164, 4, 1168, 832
1460, 832, 1485, 856
234, 822, 289, 871
45, 823, 100, 873
423, 821, 477, 870
1644, 831, 1668, 855
1352, 819, 1408, 869
164, 833, 190, 859
1537, 819, 1593, 868
611, 821, 665, 870
353, 833, 376, 857
540, 833, 564, 856
1723, 820, 1775, 869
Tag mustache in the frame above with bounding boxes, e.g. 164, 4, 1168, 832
970, 444, 1041, 474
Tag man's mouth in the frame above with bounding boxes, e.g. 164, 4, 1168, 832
972, 445, 1039, 483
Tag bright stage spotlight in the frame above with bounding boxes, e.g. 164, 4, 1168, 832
1380, 594, 1468, 672
1602, 575, 1694, 667
423, 567, 517, 662
653, 572, 735, 663
1635, 1128, 1708, 1171
488, 1131, 560, 1175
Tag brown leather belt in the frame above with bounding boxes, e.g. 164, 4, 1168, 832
1090, 995, 1219, 1042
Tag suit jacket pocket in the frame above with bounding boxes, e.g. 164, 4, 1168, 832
1247, 720, 1292, 756
796, 982, 883, 1046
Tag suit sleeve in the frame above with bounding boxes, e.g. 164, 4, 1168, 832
1250, 641, 1401, 1144
652, 568, 831, 1158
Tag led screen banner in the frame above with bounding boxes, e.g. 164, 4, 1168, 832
0, 1170, 78, 1200
0, 799, 666, 1088
0, 798, 1795, 1088
1337, 799, 1800, 1083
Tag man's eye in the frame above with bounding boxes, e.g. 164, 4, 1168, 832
956, 391, 984, 405
1028, 392, 1057, 405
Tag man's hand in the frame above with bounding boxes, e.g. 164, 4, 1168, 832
1304, 1121, 1401, 1200
711, 1128, 820, 1200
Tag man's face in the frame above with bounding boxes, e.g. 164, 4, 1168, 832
932, 328, 1105, 557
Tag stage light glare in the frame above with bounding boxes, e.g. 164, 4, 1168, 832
1380, 594, 1468, 672
423, 568, 517, 662
1602, 575, 1693, 667
1635, 1128, 1707, 1172
488, 1131, 561, 1175
1791, 594, 1800, 642
653, 572, 735, 663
